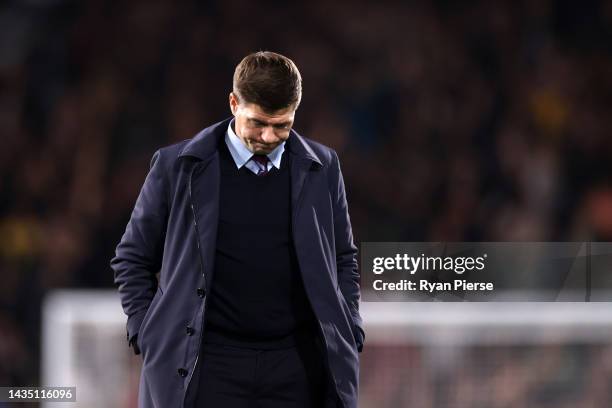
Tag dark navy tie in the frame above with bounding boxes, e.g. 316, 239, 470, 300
251, 155, 270, 176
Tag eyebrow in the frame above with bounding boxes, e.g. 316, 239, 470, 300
247, 117, 292, 128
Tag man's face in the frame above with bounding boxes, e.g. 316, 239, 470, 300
229, 92, 295, 155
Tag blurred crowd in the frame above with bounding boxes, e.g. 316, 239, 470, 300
361, 343, 612, 407
1, 0, 612, 396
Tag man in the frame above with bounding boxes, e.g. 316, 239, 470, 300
111, 51, 364, 408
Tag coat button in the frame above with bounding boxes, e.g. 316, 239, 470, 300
197, 288, 205, 298
186, 326, 194, 336
177, 368, 188, 377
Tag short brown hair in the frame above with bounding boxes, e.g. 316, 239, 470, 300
232, 51, 302, 112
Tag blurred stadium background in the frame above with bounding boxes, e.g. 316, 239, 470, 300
1, 0, 612, 406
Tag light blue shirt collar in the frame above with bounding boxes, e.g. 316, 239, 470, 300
225, 119, 285, 173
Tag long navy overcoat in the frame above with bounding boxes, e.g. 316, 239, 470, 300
111, 118, 364, 408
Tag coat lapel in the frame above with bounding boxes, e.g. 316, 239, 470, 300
290, 154, 312, 218
179, 118, 230, 291
188, 157, 219, 292
288, 131, 323, 219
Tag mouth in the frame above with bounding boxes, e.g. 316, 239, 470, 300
251, 141, 274, 149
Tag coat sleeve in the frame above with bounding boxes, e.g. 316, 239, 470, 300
329, 150, 365, 352
110, 150, 168, 355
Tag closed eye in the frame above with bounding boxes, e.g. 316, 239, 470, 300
249, 119, 267, 127
248, 118, 291, 129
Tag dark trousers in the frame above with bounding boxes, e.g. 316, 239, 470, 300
193, 333, 340, 407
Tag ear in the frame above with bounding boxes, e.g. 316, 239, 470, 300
229, 92, 238, 115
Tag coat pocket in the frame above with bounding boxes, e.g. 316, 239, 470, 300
335, 287, 359, 350
137, 286, 164, 355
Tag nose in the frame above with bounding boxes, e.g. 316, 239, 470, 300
260, 127, 279, 143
